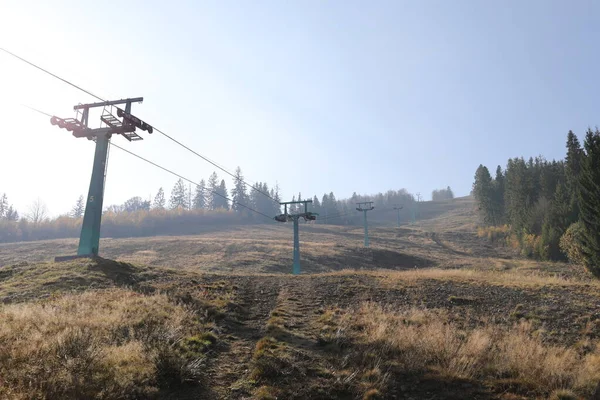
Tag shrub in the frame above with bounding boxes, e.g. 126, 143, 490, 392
559, 221, 586, 266
477, 225, 510, 243
521, 233, 542, 258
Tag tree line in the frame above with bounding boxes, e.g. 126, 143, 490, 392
432, 186, 454, 201
473, 129, 600, 276
104, 168, 283, 219
3, 165, 450, 243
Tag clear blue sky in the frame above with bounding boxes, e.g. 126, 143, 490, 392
1, 0, 599, 215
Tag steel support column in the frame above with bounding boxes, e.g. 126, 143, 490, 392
363, 209, 369, 248
51, 97, 150, 261
77, 133, 110, 256
356, 201, 374, 248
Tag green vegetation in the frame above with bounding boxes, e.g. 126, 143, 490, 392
473, 129, 600, 276
578, 129, 600, 276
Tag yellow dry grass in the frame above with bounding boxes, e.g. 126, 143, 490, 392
343, 302, 600, 397
318, 266, 599, 290
0, 289, 207, 399
380, 267, 588, 287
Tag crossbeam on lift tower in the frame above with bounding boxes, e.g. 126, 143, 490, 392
356, 201, 374, 247
50, 97, 154, 261
274, 200, 318, 275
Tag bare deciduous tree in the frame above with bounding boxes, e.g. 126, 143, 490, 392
28, 198, 48, 226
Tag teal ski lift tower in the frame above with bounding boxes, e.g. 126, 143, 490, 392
356, 201, 375, 247
393, 204, 404, 227
274, 200, 317, 275
50, 97, 153, 260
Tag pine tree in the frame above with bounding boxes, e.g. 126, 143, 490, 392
539, 182, 571, 260
473, 165, 496, 225
328, 192, 339, 218
504, 158, 532, 233
312, 195, 321, 215
231, 167, 248, 213
216, 179, 229, 210
249, 182, 274, 217
71, 195, 85, 218
577, 128, 600, 276
193, 179, 207, 209
208, 172, 220, 210
169, 179, 188, 209
529, 156, 544, 206
539, 160, 563, 200
432, 187, 454, 201
565, 130, 583, 216
153, 187, 166, 209
5, 206, 18, 221
493, 166, 505, 223
271, 184, 281, 216
249, 182, 262, 217
566, 130, 583, 186
259, 183, 271, 216
0, 193, 7, 219
321, 193, 329, 221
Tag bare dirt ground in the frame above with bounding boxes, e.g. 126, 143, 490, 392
1, 198, 599, 399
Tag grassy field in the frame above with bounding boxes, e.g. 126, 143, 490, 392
1, 197, 600, 399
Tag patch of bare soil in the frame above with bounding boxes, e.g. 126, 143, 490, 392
149, 271, 599, 399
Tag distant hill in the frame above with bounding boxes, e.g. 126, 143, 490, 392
366, 195, 477, 232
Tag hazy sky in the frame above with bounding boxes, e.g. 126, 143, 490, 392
1, 0, 599, 216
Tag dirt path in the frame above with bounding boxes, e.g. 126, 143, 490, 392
204, 276, 282, 399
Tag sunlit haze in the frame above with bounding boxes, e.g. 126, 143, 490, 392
1, 0, 599, 216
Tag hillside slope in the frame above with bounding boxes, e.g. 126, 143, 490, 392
1, 200, 600, 399
367, 196, 477, 231
0, 197, 487, 274
1, 257, 599, 399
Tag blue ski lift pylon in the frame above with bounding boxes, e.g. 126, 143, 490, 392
274, 200, 318, 274
51, 97, 152, 261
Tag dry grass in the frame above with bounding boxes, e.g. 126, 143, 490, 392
353, 266, 600, 288
477, 225, 511, 242
250, 289, 298, 384
315, 267, 588, 290
340, 302, 600, 397
0, 289, 211, 399
0, 258, 154, 303
1, 198, 599, 398
0, 209, 581, 282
